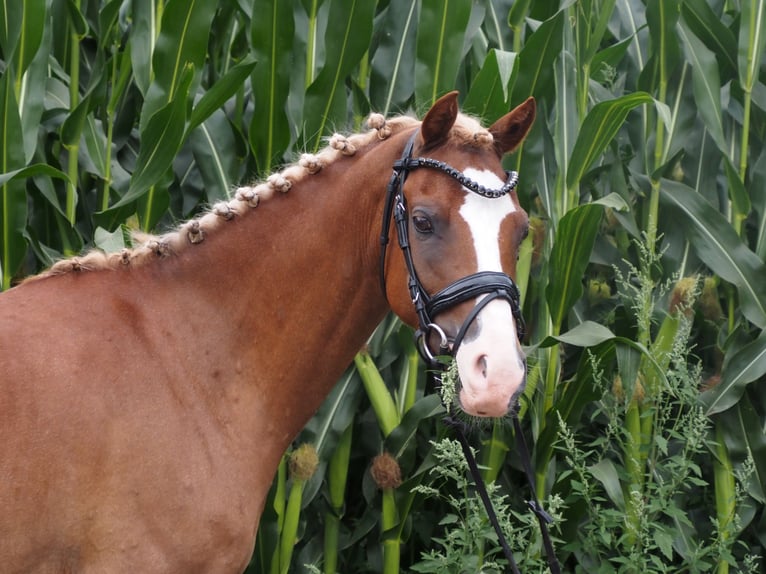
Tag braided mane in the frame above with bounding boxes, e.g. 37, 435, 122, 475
25, 111, 494, 283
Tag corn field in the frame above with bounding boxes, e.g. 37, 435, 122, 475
2, 0, 766, 572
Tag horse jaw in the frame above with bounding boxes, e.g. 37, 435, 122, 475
453, 169, 527, 417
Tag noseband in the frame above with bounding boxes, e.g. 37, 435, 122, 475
379, 130, 526, 363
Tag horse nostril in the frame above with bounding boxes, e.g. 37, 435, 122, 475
478, 355, 488, 379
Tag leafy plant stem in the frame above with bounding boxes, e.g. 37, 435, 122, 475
355, 50, 370, 131
481, 420, 509, 484
324, 424, 352, 574
381, 488, 400, 574
624, 397, 644, 547
269, 457, 287, 574
647, 88, 667, 255
355, 350, 400, 437
537, 343, 559, 495
279, 477, 306, 574
739, 91, 752, 188
647, 0, 671, 252
305, 0, 319, 88
101, 116, 114, 212
65, 0, 82, 233
577, 62, 590, 122
101, 59, 118, 211
399, 339, 420, 415
713, 423, 735, 574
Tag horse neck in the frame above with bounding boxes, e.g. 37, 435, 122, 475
155, 136, 404, 449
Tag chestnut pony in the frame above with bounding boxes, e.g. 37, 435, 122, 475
0, 92, 534, 573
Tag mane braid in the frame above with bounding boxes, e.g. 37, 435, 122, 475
23, 112, 492, 284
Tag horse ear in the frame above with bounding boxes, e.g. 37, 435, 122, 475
489, 97, 536, 155
419, 91, 460, 149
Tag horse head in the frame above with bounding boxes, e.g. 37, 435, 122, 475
382, 91, 536, 418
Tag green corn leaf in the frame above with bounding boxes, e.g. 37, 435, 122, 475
752, 147, 766, 259
137, 182, 171, 233
590, 459, 625, 510
18, 6, 50, 164
566, 92, 653, 191
508, 0, 532, 30
0, 164, 71, 188
301, 368, 363, 462
553, 49, 577, 209
701, 331, 766, 415
106, 66, 194, 212
535, 338, 617, 479
681, 0, 738, 80
188, 54, 256, 135
0, 0, 45, 82
64, 0, 88, 39
546, 204, 604, 332
677, 20, 726, 154
93, 226, 128, 254
480, 421, 513, 484
189, 110, 241, 203
574, 0, 618, 66
13, 0, 46, 81
129, 0, 156, 96
723, 155, 751, 227
483, 0, 510, 51
539, 320, 616, 348
355, 350, 400, 438
0, 69, 27, 290
660, 179, 766, 329
385, 394, 444, 460
369, 0, 418, 114
463, 49, 518, 123
641, 0, 682, 91
715, 393, 766, 502
303, 0, 375, 151
83, 116, 108, 180
327, 423, 353, 511
0, 0, 22, 58
510, 7, 564, 105
591, 35, 633, 83
738, 0, 766, 92
250, 0, 294, 175
96, 0, 123, 51
616, 342, 642, 397
60, 83, 102, 149
0, 164, 72, 227
1, 175, 26, 287
414, 0, 472, 107
0, 0, 48, 165
140, 0, 218, 129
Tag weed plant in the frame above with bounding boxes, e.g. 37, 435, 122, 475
552, 243, 761, 573
411, 438, 564, 574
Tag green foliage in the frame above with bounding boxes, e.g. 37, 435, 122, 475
3, 0, 766, 572
551, 242, 756, 572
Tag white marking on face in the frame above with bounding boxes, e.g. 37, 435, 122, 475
455, 168, 526, 417
458, 168, 516, 273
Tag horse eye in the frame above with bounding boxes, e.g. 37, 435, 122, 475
412, 214, 434, 234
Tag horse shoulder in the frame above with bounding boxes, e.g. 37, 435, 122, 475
0, 274, 264, 573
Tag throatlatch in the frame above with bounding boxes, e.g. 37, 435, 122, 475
379, 129, 561, 574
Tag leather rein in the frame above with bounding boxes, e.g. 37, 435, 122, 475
379, 130, 561, 574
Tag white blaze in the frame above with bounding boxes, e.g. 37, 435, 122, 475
455, 168, 526, 417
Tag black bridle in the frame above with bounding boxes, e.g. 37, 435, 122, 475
379, 130, 561, 574
379, 131, 526, 360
